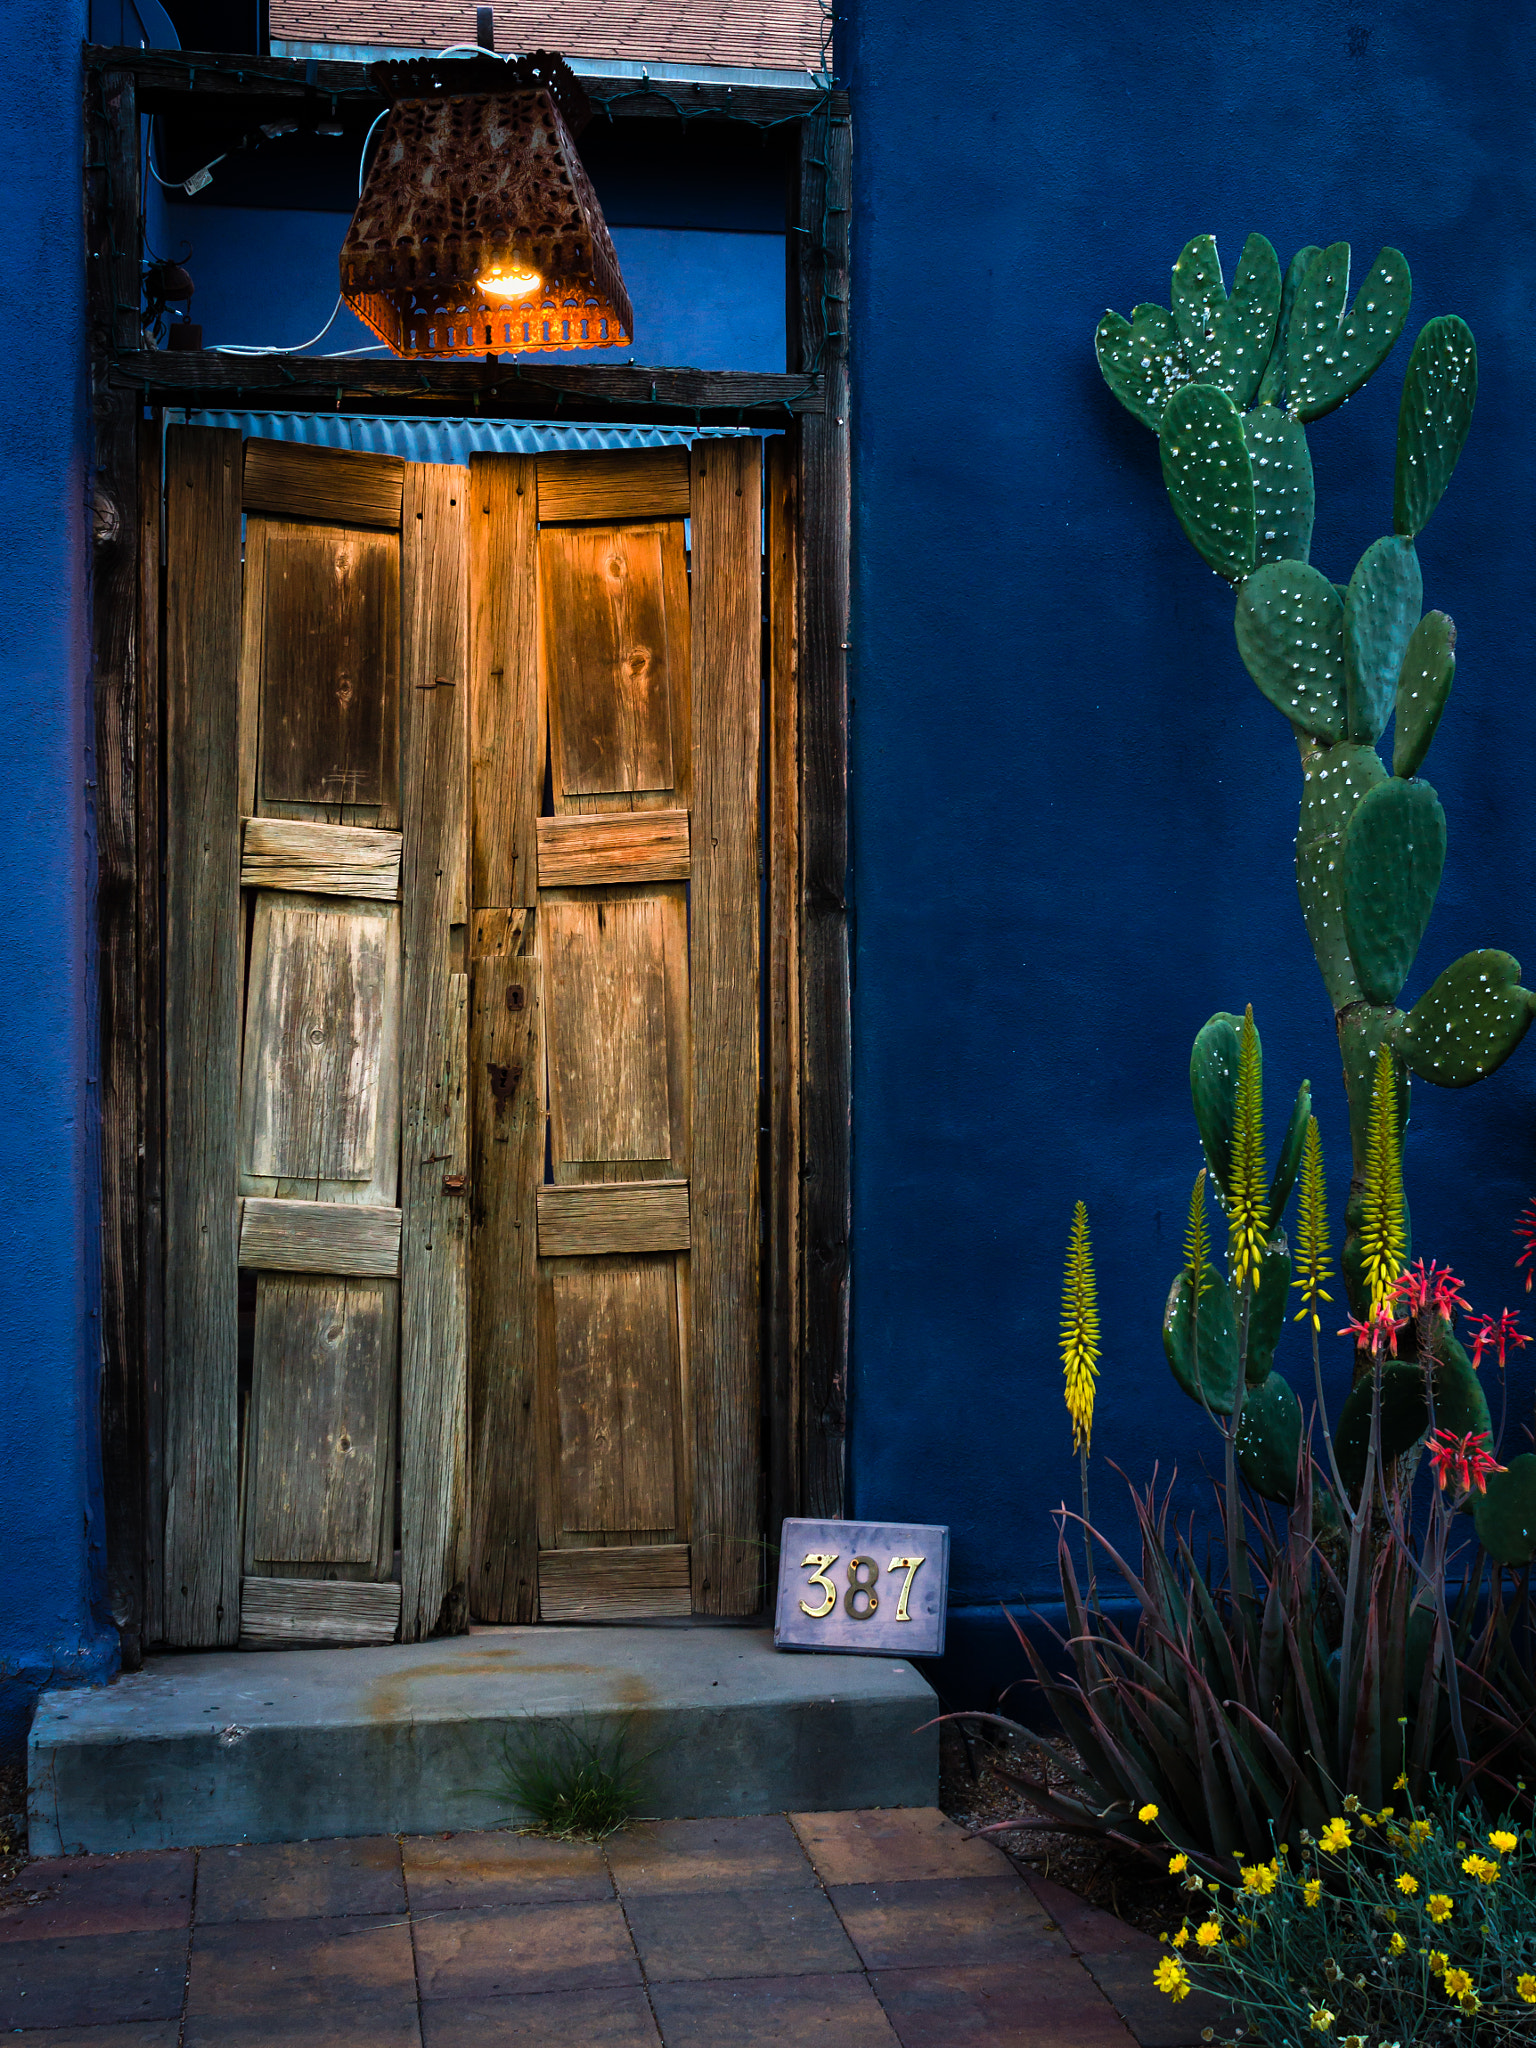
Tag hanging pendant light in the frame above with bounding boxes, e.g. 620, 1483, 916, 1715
340, 52, 633, 360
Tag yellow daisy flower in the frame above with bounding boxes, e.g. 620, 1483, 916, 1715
1239, 1859, 1279, 1895
1303, 1878, 1322, 1907
1308, 2009, 1334, 2034
1425, 1894, 1453, 1925
1428, 1950, 1448, 1975
1489, 1829, 1518, 1854
1195, 1921, 1221, 1949
1395, 1873, 1418, 1895
1318, 1818, 1351, 1854
1407, 1819, 1432, 1850
1393, 1772, 1408, 1790
1516, 1973, 1536, 2003
1442, 1967, 1474, 2000
1138, 1803, 1159, 1824
1388, 1932, 1407, 1956
1172, 1927, 1190, 1948
1168, 1853, 1188, 1874
1154, 1956, 1190, 2002
1461, 1854, 1499, 1885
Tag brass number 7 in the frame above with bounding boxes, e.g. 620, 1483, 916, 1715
887, 1555, 926, 1623
799, 1551, 839, 1619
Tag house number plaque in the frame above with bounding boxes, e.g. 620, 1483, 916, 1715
773, 1519, 949, 1657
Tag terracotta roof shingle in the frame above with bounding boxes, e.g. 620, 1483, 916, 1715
269, 0, 826, 72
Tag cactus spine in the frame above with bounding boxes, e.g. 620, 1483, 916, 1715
1097, 236, 1535, 1313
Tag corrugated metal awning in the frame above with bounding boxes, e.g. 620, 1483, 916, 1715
164, 410, 760, 463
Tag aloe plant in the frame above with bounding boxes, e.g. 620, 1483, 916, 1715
1097, 237, 1533, 1312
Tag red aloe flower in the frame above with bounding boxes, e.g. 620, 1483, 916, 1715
1467, 1307, 1531, 1373
1339, 1303, 1408, 1359
1393, 1259, 1468, 1322
1427, 1428, 1506, 1496
1516, 1199, 1536, 1293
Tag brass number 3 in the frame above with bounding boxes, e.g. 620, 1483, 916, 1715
887, 1555, 926, 1622
845, 1556, 880, 1620
799, 1552, 839, 1619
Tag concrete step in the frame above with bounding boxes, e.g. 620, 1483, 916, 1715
28, 1626, 938, 1856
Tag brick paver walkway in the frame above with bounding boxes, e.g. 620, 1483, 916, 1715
0, 1807, 1216, 2045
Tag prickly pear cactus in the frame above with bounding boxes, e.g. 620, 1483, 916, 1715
1096, 234, 1532, 1307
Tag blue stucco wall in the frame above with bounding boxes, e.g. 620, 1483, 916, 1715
845, 0, 1536, 1704
0, 0, 119, 1756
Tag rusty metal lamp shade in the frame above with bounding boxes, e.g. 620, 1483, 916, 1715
340, 53, 633, 359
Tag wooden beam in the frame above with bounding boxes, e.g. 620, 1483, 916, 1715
765, 434, 801, 1543
465, 455, 542, 1626
242, 438, 404, 528
239, 1197, 402, 1277
536, 447, 690, 523
535, 811, 689, 889
399, 463, 471, 1641
85, 44, 844, 125
112, 353, 823, 425
89, 64, 145, 1666
240, 817, 402, 898
137, 418, 166, 1653
239, 1576, 401, 1647
538, 1544, 691, 1621
688, 436, 763, 1615
163, 426, 244, 1648
536, 1182, 690, 1258
795, 111, 852, 1521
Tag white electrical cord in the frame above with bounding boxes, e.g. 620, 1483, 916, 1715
214, 294, 347, 355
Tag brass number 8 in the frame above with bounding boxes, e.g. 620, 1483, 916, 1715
844, 1555, 880, 1620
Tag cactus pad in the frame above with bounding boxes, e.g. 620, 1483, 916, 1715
1268, 1080, 1311, 1220
1386, 948, 1536, 1088
1095, 301, 1190, 431
1394, 315, 1478, 538
1255, 245, 1322, 409
1236, 1368, 1303, 1503
1295, 742, 1388, 1011
1392, 611, 1456, 779
1243, 405, 1315, 567
1344, 535, 1423, 743
1235, 563, 1344, 737
1163, 1269, 1241, 1416
1190, 1011, 1243, 1196
1341, 776, 1446, 1005
1472, 1453, 1536, 1566
1286, 243, 1412, 423
1246, 1234, 1293, 1383
1169, 232, 1281, 409
1336, 1361, 1429, 1498
1160, 383, 1256, 580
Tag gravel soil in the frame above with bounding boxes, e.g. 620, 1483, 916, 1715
938, 1718, 1186, 1939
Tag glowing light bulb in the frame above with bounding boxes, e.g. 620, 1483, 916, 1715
478, 264, 542, 299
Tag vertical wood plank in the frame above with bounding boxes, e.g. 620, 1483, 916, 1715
138, 419, 166, 1651
399, 463, 470, 1640
689, 436, 763, 1614
469, 454, 539, 911
89, 64, 144, 1663
468, 910, 541, 1621
765, 436, 802, 1542
796, 110, 853, 1521
163, 425, 243, 1647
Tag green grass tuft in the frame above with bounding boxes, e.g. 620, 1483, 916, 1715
497, 1716, 652, 1841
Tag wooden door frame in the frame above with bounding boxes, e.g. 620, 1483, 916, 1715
84, 46, 851, 1659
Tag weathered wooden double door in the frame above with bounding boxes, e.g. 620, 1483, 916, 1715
161, 427, 762, 1648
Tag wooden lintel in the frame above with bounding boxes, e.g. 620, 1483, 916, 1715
536, 810, 689, 890
112, 353, 824, 425
239, 1197, 402, 1277
84, 45, 845, 125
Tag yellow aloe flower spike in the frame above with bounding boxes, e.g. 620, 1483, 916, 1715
1360, 1043, 1406, 1311
1184, 1168, 1213, 1300
1291, 1115, 1333, 1328
1227, 1006, 1269, 1290
1061, 1202, 1100, 1454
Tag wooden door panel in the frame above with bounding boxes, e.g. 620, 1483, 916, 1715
543, 525, 675, 798
260, 524, 399, 813
544, 889, 688, 1177
551, 1258, 681, 1537
539, 520, 691, 815
535, 810, 689, 888
244, 1272, 396, 1578
239, 892, 401, 1203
